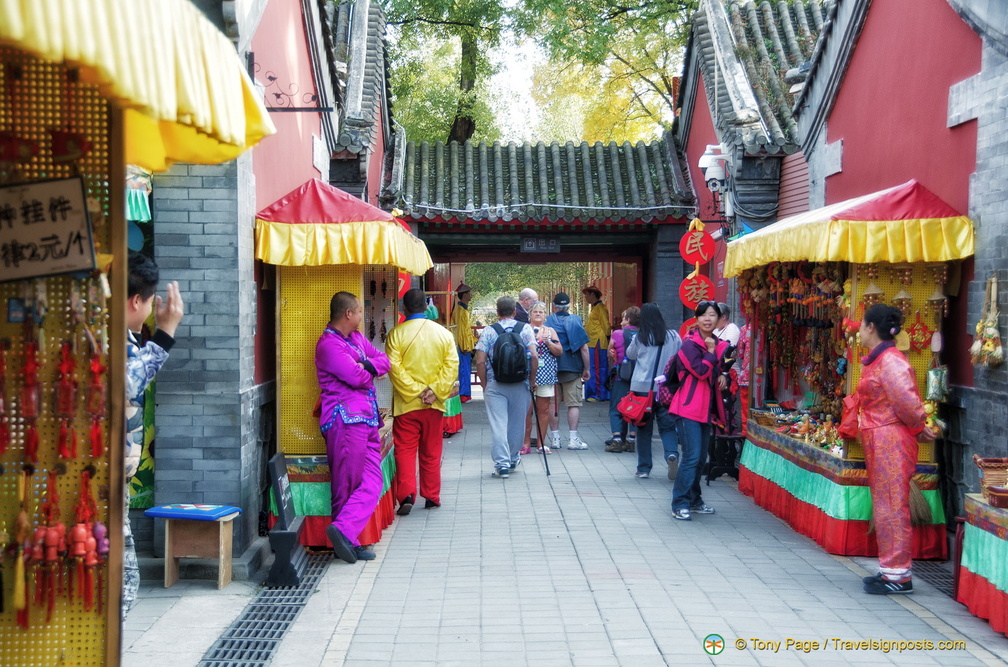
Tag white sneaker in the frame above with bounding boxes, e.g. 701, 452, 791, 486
551, 435, 561, 451
567, 435, 588, 450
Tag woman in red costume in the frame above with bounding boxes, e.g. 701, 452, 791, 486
855, 304, 935, 594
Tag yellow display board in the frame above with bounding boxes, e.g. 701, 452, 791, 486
277, 264, 398, 454
845, 262, 947, 462
0, 49, 116, 665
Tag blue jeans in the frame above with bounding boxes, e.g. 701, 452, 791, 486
671, 418, 710, 510
636, 399, 680, 474
484, 380, 532, 468
608, 379, 635, 436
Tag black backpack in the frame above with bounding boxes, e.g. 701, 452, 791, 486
490, 322, 529, 383
616, 328, 638, 381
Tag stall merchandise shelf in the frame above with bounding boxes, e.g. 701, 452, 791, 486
739, 423, 947, 559
957, 494, 1008, 636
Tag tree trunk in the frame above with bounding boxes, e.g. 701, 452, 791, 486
448, 33, 478, 143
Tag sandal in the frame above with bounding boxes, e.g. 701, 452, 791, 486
519, 445, 532, 455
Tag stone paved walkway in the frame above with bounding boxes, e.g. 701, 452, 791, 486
123, 398, 1008, 666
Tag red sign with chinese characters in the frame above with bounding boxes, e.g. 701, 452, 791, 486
679, 317, 698, 338
679, 229, 715, 264
679, 274, 715, 309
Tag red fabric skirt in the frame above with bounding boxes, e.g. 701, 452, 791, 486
739, 466, 947, 558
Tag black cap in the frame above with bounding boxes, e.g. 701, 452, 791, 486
553, 292, 570, 306
456, 283, 472, 295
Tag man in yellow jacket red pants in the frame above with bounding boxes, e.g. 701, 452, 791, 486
387, 289, 460, 514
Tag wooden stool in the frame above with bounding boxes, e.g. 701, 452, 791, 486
145, 504, 242, 589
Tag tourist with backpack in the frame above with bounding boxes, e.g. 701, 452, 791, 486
475, 296, 539, 478
625, 303, 682, 479
605, 306, 640, 452
545, 292, 591, 450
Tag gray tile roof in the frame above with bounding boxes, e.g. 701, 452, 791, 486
391, 134, 696, 224
686, 0, 831, 155
325, 0, 388, 155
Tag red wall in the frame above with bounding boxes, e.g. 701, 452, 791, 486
684, 72, 730, 303
250, 1, 325, 384
824, 0, 979, 212
251, 1, 323, 211
824, 0, 981, 386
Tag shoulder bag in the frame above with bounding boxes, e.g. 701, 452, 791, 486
617, 345, 662, 426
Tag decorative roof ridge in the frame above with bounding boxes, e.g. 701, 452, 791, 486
792, 0, 842, 114
681, 0, 829, 156
705, 0, 764, 128
334, 0, 388, 155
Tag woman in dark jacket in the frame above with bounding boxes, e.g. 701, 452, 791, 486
667, 301, 730, 520
626, 303, 682, 479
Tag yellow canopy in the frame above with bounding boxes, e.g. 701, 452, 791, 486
724, 180, 975, 277
254, 179, 434, 275
0, 0, 276, 171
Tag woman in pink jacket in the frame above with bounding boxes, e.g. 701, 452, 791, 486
668, 301, 730, 521
855, 304, 935, 595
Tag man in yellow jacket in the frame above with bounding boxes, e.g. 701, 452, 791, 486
449, 282, 476, 401
387, 289, 460, 514
583, 285, 612, 401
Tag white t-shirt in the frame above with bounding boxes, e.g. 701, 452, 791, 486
714, 322, 741, 346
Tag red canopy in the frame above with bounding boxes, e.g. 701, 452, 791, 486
257, 178, 396, 225
254, 179, 432, 274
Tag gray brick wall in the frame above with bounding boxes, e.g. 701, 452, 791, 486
133, 155, 275, 560
946, 42, 1008, 502
651, 225, 688, 328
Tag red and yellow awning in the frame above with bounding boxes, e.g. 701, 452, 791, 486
255, 179, 433, 275
0, 0, 275, 171
724, 180, 975, 277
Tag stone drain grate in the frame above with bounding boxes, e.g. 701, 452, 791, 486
197, 551, 333, 667
914, 559, 955, 598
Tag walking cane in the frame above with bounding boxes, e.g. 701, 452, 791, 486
530, 390, 551, 476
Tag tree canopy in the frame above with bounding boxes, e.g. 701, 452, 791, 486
383, 0, 698, 143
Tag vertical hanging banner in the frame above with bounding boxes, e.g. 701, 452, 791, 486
0, 177, 96, 281
679, 218, 716, 308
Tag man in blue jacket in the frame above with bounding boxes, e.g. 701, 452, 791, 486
545, 292, 591, 450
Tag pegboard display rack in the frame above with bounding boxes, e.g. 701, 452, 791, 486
737, 259, 952, 463
276, 264, 399, 456
0, 49, 125, 666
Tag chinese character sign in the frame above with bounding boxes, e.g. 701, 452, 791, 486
679, 274, 715, 309
0, 177, 95, 281
679, 228, 714, 264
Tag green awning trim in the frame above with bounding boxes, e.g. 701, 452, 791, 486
962, 522, 1008, 593
741, 440, 944, 523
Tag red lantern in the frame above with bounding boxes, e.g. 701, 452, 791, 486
679, 274, 715, 309
397, 272, 410, 298
680, 229, 715, 264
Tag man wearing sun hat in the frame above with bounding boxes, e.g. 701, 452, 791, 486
582, 285, 612, 401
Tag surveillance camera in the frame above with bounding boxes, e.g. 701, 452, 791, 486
707, 178, 723, 193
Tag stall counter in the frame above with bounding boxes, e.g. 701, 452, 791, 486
957, 494, 1008, 636
739, 422, 947, 559
269, 426, 396, 547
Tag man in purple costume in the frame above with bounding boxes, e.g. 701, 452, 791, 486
316, 291, 391, 563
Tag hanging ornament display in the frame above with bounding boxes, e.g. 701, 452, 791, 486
860, 265, 884, 309
905, 311, 933, 354
971, 273, 1005, 367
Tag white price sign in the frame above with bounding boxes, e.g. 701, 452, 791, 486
0, 177, 96, 281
